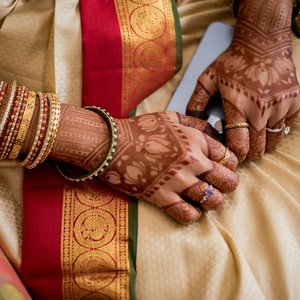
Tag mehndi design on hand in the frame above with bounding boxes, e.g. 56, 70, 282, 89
48, 106, 238, 224
187, 0, 300, 161
95, 112, 239, 224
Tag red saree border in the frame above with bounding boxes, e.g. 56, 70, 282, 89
21, 163, 65, 300
80, 0, 123, 118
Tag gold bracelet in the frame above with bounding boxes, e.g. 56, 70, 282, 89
26, 93, 61, 168
55, 106, 118, 182
9, 91, 36, 160
0, 85, 26, 160
18, 92, 45, 167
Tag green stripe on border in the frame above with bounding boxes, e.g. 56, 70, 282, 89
171, 0, 183, 73
128, 197, 138, 300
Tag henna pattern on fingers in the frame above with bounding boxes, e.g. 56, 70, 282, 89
203, 134, 238, 171
200, 163, 239, 193
177, 112, 221, 141
286, 109, 300, 126
247, 126, 266, 160
181, 181, 223, 210
162, 201, 202, 225
266, 116, 285, 151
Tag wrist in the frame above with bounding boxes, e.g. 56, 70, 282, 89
48, 104, 111, 171
235, 0, 293, 32
232, 0, 293, 51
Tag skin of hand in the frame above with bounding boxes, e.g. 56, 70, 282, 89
48, 105, 239, 225
186, 0, 300, 162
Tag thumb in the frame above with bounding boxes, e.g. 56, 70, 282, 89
186, 69, 218, 118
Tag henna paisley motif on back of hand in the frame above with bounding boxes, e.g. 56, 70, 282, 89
88, 112, 239, 225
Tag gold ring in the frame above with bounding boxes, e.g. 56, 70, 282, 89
225, 122, 249, 129
218, 147, 230, 165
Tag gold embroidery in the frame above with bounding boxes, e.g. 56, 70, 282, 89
61, 181, 129, 299
114, 0, 177, 115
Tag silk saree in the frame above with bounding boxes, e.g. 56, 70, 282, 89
0, 0, 300, 299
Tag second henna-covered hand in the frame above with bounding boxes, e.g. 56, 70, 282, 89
187, 0, 300, 161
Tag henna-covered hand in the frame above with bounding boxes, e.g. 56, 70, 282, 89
48, 106, 238, 224
94, 112, 238, 224
187, 0, 300, 161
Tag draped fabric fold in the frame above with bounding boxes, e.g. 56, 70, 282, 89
20, 0, 181, 299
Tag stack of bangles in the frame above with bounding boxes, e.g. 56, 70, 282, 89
0, 80, 61, 167
0, 80, 118, 182
232, 0, 300, 38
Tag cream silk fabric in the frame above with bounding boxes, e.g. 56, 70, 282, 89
0, 0, 299, 299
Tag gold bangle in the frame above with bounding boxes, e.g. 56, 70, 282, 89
18, 92, 45, 167
26, 93, 61, 168
55, 106, 118, 182
8, 91, 36, 160
38, 93, 61, 164
224, 122, 249, 129
1, 86, 27, 160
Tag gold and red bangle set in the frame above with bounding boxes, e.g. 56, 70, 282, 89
0, 80, 61, 168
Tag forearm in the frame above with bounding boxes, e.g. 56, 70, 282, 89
0, 80, 110, 170
234, 0, 293, 47
22, 103, 110, 169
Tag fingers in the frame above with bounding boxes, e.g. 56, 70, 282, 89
265, 118, 285, 152
162, 196, 202, 225
285, 90, 300, 127
199, 162, 239, 193
186, 70, 218, 118
186, 82, 211, 118
246, 126, 266, 160
176, 113, 221, 141
203, 134, 238, 171
181, 180, 224, 211
286, 109, 300, 127
222, 98, 249, 162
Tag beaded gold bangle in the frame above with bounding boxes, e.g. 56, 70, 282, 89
0, 85, 22, 158
25, 93, 49, 166
5, 87, 28, 158
9, 91, 36, 160
0, 86, 27, 160
0, 81, 17, 138
0, 81, 4, 107
55, 106, 118, 182
38, 93, 61, 164
26, 93, 61, 168
18, 92, 46, 167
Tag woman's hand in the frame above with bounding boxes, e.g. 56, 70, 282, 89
186, 0, 300, 161
49, 106, 238, 224
95, 112, 239, 224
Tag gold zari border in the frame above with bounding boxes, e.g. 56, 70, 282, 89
114, 0, 177, 115
61, 182, 129, 299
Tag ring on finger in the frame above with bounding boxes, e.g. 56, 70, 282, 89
199, 185, 214, 204
266, 124, 291, 135
225, 122, 249, 129
266, 124, 285, 133
218, 147, 230, 166
284, 126, 291, 135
